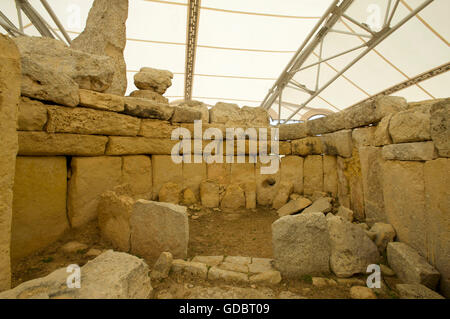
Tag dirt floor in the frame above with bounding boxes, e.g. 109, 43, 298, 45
11, 206, 401, 299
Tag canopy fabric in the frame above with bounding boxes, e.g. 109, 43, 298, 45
1, 0, 449, 121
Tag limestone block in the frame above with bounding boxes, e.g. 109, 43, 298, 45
255, 161, 281, 206
320, 129, 353, 158
303, 155, 323, 196
328, 216, 380, 277
171, 106, 202, 123
249, 258, 275, 274
373, 96, 408, 118
369, 223, 396, 252
191, 256, 224, 267
382, 142, 437, 161
359, 147, 386, 225
396, 284, 445, 299
152, 155, 183, 200
306, 112, 346, 136
47, 106, 140, 136
208, 267, 249, 284
200, 180, 220, 208
134, 67, 173, 94
430, 98, 449, 157
207, 162, 231, 186
17, 97, 47, 131
171, 260, 208, 280
0, 34, 20, 291
277, 197, 312, 217
98, 187, 134, 252
243, 181, 257, 209
151, 252, 173, 280
280, 156, 303, 194
130, 90, 168, 104
323, 155, 337, 197
11, 157, 68, 261
279, 141, 292, 155
240, 106, 270, 127
352, 126, 376, 149
130, 200, 188, 261
138, 119, 178, 138
182, 188, 197, 205
279, 122, 307, 140
249, 271, 281, 285
183, 162, 207, 198
381, 161, 427, 256
424, 158, 450, 297
0, 250, 152, 299
272, 213, 331, 277
291, 137, 323, 156
389, 105, 432, 143
272, 181, 294, 209
349, 286, 377, 299
18, 132, 107, 156
303, 197, 332, 214
105, 137, 178, 155
122, 155, 152, 200
124, 97, 174, 120
230, 160, 255, 187
336, 156, 351, 208
387, 242, 440, 290
71, 0, 129, 95
209, 102, 241, 124
158, 182, 182, 204
175, 100, 209, 122
343, 101, 377, 129
68, 156, 123, 227
336, 206, 353, 222
220, 184, 245, 210
224, 256, 251, 264
78, 89, 124, 112
338, 152, 365, 221
374, 114, 393, 146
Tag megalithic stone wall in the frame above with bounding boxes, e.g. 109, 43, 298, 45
0, 35, 21, 292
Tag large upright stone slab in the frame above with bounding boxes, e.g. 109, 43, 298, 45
272, 213, 330, 277
430, 98, 449, 157
122, 155, 152, 200
280, 156, 303, 194
255, 161, 281, 206
152, 155, 183, 200
71, 0, 129, 95
68, 156, 122, 227
303, 155, 323, 196
424, 158, 450, 297
0, 34, 21, 291
12, 157, 69, 261
323, 155, 337, 197
130, 200, 188, 262
183, 162, 207, 198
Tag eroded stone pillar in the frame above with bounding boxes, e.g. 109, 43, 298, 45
0, 34, 21, 291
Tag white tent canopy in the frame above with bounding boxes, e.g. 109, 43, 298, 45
1, 0, 449, 121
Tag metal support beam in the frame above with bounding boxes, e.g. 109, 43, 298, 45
40, 0, 72, 44
184, 0, 201, 101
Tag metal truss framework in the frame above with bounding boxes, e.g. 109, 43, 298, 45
260, 0, 437, 124
184, 0, 201, 101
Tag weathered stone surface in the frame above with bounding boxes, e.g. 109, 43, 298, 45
68, 156, 122, 227
98, 186, 134, 252
79, 89, 124, 112
224, 256, 251, 265
18, 131, 107, 156
134, 67, 173, 94
122, 155, 152, 200
340, 152, 365, 221
71, 0, 128, 95
323, 155, 337, 197
359, 147, 386, 225
130, 90, 168, 104
255, 161, 281, 206
381, 161, 427, 255
321, 130, 353, 158
182, 188, 197, 206
349, 286, 377, 299
291, 137, 323, 156
303, 155, 323, 196
152, 155, 183, 200
200, 180, 220, 208
171, 260, 208, 280
158, 182, 181, 204
390, 105, 431, 143
303, 197, 333, 214
382, 142, 437, 161
279, 141, 292, 155
336, 156, 350, 208
207, 162, 231, 186
311, 191, 327, 202
14, 36, 115, 103
369, 223, 396, 252
387, 242, 440, 290
277, 197, 312, 217
209, 102, 240, 124
396, 284, 445, 299
221, 184, 245, 210
336, 206, 353, 222
374, 96, 408, 118
424, 158, 450, 297
352, 126, 376, 149
130, 200, 188, 261
17, 97, 47, 131
279, 123, 307, 140
47, 106, 140, 136
430, 98, 449, 157
249, 258, 275, 274
327, 215, 380, 277
138, 119, 177, 138
171, 106, 202, 123
0, 250, 152, 299
272, 181, 293, 209
374, 114, 393, 146
106, 136, 178, 155
243, 181, 257, 209
219, 262, 248, 273
280, 156, 303, 194
11, 157, 69, 261
240, 106, 270, 126
124, 97, 174, 120
151, 252, 173, 280
249, 271, 282, 285
183, 162, 207, 198
272, 213, 330, 277
208, 267, 249, 284
191, 256, 223, 267
0, 35, 22, 291
307, 112, 346, 136
60, 241, 88, 254
175, 100, 209, 122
